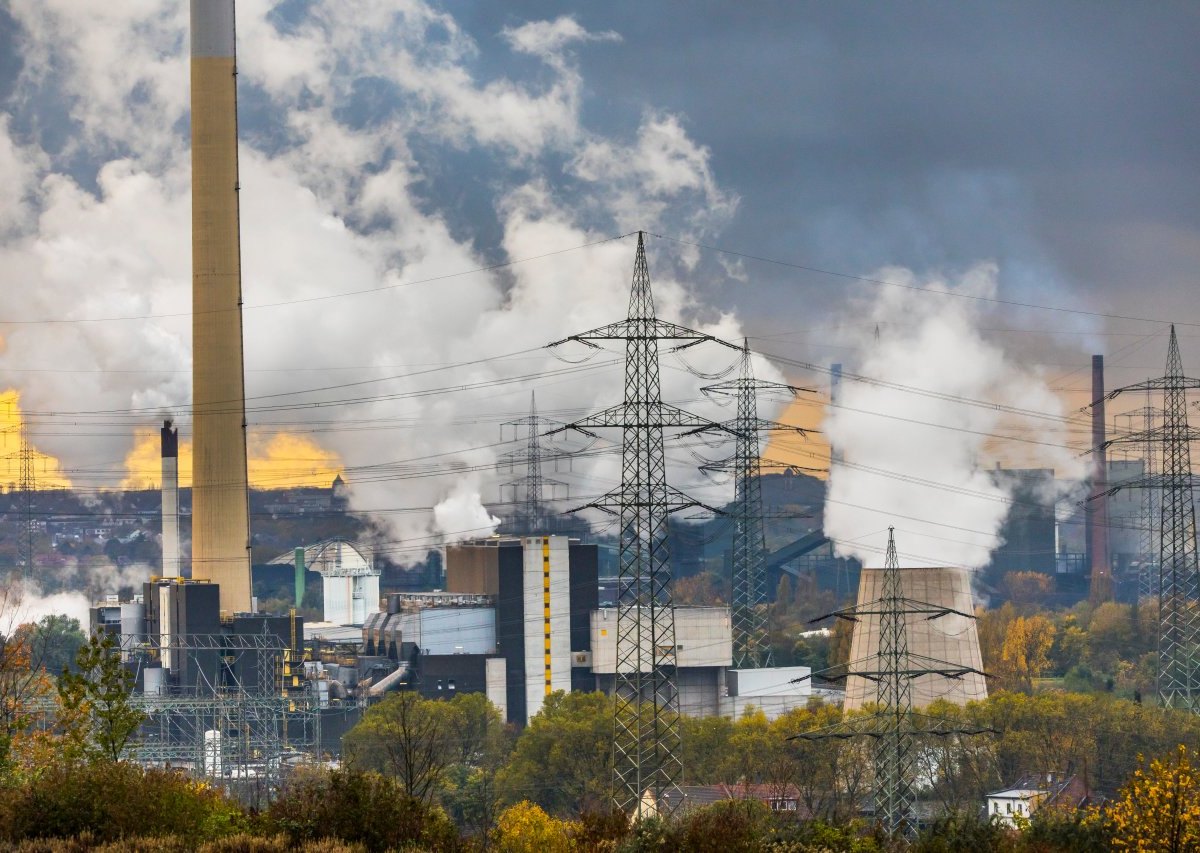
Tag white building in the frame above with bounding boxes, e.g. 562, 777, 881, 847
986, 786, 1049, 827
276, 539, 379, 625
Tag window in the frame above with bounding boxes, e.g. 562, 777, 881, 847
1006, 802, 1012, 814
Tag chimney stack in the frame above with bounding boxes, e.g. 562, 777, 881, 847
190, 0, 253, 614
161, 420, 180, 579
1088, 354, 1112, 602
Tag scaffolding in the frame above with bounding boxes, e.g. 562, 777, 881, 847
123, 631, 320, 805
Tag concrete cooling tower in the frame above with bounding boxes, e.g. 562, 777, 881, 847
843, 566, 987, 711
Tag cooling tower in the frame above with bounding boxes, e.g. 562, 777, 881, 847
843, 566, 987, 711
190, 0, 252, 614
160, 420, 180, 579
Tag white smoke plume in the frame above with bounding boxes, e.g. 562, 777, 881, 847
823, 264, 1088, 569
0, 2, 770, 565
5, 580, 91, 628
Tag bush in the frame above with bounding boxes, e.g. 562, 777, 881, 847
912, 812, 1017, 853
765, 819, 880, 852
262, 768, 458, 852
0, 763, 244, 845
676, 800, 773, 852
493, 802, 576, 853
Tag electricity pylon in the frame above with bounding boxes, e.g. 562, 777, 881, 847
792, 529, 990, 838
702, 341, 811, 668
1116, 399, 1162, 599
500, 392, 567, 533
549, 232, 735, 816
18, 433, 35, 583
1096, 326, 1200, 711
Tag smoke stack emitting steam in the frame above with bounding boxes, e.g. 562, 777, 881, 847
160, 420, 180, 580
189, 0, 253, 614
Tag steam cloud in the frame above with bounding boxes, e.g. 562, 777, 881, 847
823, 264, 1088, 569
0, 3, 771, 570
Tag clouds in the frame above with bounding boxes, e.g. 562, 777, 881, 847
0, 1, 752, 558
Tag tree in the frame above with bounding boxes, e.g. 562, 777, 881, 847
20, 614, 86, 676
440, 692, 513, 840
493, 801, 577, 853
1105, 745, 1200, 852
0, 582, 56, 777
999, 615, 1056, 692
498, 691, 612, 816
1001, 571, 1053, 611
56, 631, 145, 763
264, 767, 459, 851
343, 691, 460, 803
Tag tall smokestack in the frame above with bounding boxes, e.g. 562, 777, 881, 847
1088, 354, 1112, 602
161, 420, 181, 580
190, 0, 252, 614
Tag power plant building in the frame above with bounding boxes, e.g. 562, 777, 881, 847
270, 539, 380, 625
843, 565, 987, 711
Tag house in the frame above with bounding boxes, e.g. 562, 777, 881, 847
986, 772, 1096, 828
679, 783, 805, 814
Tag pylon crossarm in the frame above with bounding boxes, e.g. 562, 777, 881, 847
1104, 376, 1200, 399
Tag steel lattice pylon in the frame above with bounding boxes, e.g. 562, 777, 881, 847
873, 529, 916, 836
18, 432, 35, 583
1097, 326, 1200, 711
1116, 396, 1163, 600
702, 342, 810, 668
500, 392, 566, 533
792, 528, 990, 838
550, 232, 734, 816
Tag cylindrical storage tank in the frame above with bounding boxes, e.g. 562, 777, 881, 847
119, 602, 145, 659
203, 729, 222, 777
143, 664, 164, 697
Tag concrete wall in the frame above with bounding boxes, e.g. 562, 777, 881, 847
844, 566, 987, 711
522, 536, 572, 721
396, 607, 496, 656
590, 606, 732, 673
721, 665, 813, 721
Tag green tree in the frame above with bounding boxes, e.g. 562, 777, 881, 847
21, 614, 87, 676
498, 691, 612, 816
56, 631, 144, 763
440, 691, 513, 839
263, 766, 458, 851
343, 691, 461, 803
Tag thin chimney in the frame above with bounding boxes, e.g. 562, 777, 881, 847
1088, 354, 1112, 602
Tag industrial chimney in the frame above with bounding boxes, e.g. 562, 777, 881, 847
161, 419, 180, 579
190, 0, 253, 614
1088, 354, 1113, 602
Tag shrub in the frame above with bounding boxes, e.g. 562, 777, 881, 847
0, 763, 243, 845
262, 767, 458, 852
676, 800, 773, 853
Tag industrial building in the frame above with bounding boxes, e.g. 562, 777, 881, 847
843, 565, 988, 711
269, 539, 380, 626
356, 536, 816, 724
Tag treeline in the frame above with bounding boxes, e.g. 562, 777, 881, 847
5, 623, 1200, 850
